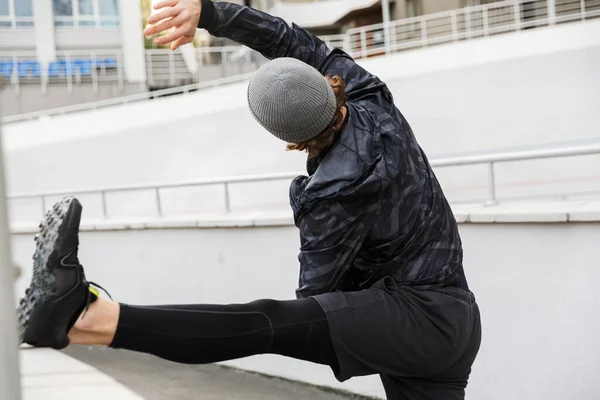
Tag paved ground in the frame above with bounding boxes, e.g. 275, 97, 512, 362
20, 347, 143, 400
64, 346, 370, 400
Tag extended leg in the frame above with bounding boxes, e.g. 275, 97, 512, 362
70, 296, 339, 369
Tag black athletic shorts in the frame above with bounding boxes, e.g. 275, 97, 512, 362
312, 277, 481, 400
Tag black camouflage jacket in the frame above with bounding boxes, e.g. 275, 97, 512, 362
199, 0, 466, 299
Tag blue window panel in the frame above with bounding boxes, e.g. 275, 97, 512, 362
18, 60, 41, 77
15, 0, 33, 17
99, 0, 118, 16
0, 0, 8, 15
0, 61, 14, 77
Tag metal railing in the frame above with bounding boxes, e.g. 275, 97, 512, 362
0, 49, 125, 95
3, 0, 600, 124
145, 46, 268, 88
342, 0, 600, 58
8, 141, 600, 221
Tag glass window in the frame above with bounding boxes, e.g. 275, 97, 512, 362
15, 0, 33, 16
78, 0, 94, 16
53, 0, 73, 16
0, 0, 8, 16
99, 0, 118, 16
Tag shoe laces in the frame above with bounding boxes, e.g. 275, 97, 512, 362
81, 281, 113, 319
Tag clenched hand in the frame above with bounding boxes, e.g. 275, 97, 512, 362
143, 0, 202, 51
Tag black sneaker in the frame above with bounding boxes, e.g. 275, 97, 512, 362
18, 196, 105, 350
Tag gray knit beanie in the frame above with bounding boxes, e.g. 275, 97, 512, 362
247, 58, 337, 143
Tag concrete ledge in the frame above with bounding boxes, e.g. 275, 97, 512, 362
20, 347, 143, 400
9, 200, 600, 234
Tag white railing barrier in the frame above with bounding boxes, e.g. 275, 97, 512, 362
2, 0, 599, 124
0, 49, 125, 95
8, 141, 600, 220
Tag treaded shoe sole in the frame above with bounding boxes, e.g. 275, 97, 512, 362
17, 196, 79, 344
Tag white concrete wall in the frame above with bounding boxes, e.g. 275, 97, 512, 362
10, 216, 600, 399
3, 19, 600, 207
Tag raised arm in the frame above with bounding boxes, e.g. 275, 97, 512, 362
198, 0, 331, 71
145, 0, 394, 109
146, 0, 330, 72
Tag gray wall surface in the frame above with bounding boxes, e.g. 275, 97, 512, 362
11, 221, 600, 399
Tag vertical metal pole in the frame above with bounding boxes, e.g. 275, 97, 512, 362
66, 54, 73, 93
482, 8, 489, 36
224, 183, 231, 213
41, 196, 46, 217
0, 79, 23, 400
12, 56, 20, 96
580, 0, 586, 20
169, 51, 176, 87
155, 188, 162, 216
381, 0, 392, 55
465, 10, 472, 39
101, 191, 108, 218
514, 2, 522, 31
91, 52, 98, 93
485, 163, 498, 206
451, 11, 458, 41
548, 0, 556, 25
360, 28, 367, 59
420, 19, 427, 47
390, 24, 397, 52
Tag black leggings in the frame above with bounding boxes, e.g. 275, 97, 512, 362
110, 298, 339, 371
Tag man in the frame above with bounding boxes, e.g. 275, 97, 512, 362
18, 1, 481, 399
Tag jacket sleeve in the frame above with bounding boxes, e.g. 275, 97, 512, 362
198, 0, 331, 71
197, 0, 394, 109
295, 194, 381, 299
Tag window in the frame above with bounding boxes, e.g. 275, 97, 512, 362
53, 0, 119, 28
0, 0, 34, 29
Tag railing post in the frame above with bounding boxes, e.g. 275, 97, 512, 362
101, 191, 108, 219
465, 9, 472, 39
485, 162, 498, 206
41, 196, 46, 217
155, 188, 162, 216
514, 2, 522, 31
390, 24, 397, 52
420, 19, 428, 47
91, 52, 98, 93
451, 10, 458, 41
13, 55, 20, 96
343, 33, 351, 55
221, 49, 226, 78
548, 0, 556, 25
66, 54, 73, 93
381, 0, 392, 55
224, 183, 231, 213
148, 52, 154, 87
0, 83, 23, 400
169, 51, 176, 87
581, 0, 586, 20
360, 28, 367, 59
482, 8, 489, 36
117, 53, 124, 91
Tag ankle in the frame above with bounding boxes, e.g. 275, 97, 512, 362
69, 298, 120, 346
